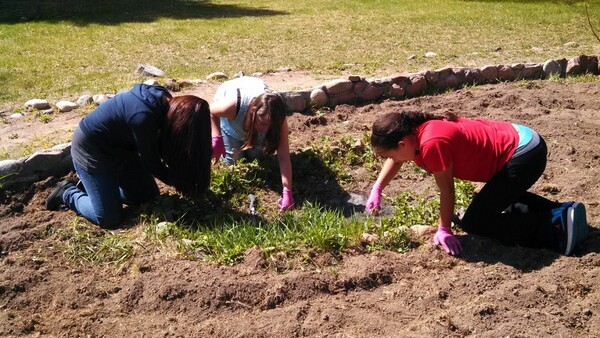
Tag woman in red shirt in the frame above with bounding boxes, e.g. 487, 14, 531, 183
366, 111, 588, 256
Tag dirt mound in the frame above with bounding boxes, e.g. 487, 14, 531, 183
1, 80, 599, 337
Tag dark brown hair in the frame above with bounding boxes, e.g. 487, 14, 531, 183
241, 92, 286, 155
371, 111, 456, 150
161, 95, 212, 199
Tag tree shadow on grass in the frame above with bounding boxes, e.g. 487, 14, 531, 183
0, 0, 287, 25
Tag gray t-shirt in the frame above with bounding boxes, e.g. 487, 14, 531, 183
213, 76, 269, 142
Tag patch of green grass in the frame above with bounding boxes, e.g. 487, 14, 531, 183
54, 134, 476, 267
2, 0, 599, 108
57, 217, 135, 266
0, 133, 72, 160
143, 201, 412, 265
306, 133, 381, 185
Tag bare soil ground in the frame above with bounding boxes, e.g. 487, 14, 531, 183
1, 74, 600, 337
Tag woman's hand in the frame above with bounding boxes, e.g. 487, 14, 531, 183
278, 187, 295, 211
366, 183, 383, 214
433, 225, 462, 256
211, 135, 225, 164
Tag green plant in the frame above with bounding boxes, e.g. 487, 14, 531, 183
57, 217, 135, 266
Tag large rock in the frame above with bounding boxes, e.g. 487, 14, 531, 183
309, 88, 328, 108
324, 79, 353, 95
359, 83, 383, 101
542, 59, 562, 78
406, 74, 427, 97
497, 65, 515, 81
0, 143, 72, 186
280, 91, 309, 113
479, 65, 498, 83
519, 63, 542, 80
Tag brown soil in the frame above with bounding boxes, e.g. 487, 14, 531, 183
1, 75, 600, 337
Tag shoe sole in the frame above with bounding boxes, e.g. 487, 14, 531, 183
566, 202, 587, 255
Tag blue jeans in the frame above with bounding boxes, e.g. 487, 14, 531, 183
62, 157, 159, 228
222, 132, 263, 165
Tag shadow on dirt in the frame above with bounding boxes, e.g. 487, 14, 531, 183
458, 227, 600, 272
0, 0, 287, 25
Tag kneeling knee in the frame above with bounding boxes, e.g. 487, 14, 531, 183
95, 213, 121, 229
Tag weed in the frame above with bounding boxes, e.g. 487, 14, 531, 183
57, 217, 135, 266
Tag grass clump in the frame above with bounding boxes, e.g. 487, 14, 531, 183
57, 217, 135, 266
53, 134, 476, 267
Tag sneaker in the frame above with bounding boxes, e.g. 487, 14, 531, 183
553, 201, 589, 255
45, 180, 74, 210
567, 202, 589, 253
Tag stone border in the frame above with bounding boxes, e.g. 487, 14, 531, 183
1, 55, 597, 188
279, 55, 598, 114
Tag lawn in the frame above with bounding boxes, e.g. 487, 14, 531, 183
1, 0, 599, 108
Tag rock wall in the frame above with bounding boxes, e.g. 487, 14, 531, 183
1, 55, 598, 187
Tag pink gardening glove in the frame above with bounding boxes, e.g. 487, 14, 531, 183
433, 226, 462, 256
211, 136, 225, 164
365, 183, 383, 214
278, 187, 295, 211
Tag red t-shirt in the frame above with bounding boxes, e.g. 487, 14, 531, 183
413, 118, 518, 182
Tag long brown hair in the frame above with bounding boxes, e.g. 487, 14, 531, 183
371, 111, 456, 150
241, 92, 286, 155
161, 95, 211, 199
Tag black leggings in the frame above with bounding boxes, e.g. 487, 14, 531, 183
460, 136, 561, 249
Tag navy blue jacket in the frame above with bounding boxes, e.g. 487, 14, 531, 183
71, 84, 171, 183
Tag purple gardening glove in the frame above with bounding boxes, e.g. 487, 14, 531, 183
211, 136, 225, 164
278, 187, 295, 211
433, 226, 462, 256
366, 183, 383, 214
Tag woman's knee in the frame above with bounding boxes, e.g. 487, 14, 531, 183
94, 212, 121, 228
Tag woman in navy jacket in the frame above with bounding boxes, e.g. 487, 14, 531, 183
46, 84, 212, 228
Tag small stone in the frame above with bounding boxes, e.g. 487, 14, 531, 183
564, 41, 579, 48
143, 79, 159, 86
24, 99, 50, 110
164, 79, 180, 91
41, 108, 54, 114
56, 101, 79, 112
273, 67, 291, 73
542, 60, 562, 78
135, 64, 165, 77
425, 52, 437, 58
9, 113, 24, 119
352, 139, 364, 152
77, 95, 93, 106
206, 72, 228, 81
178, 80, 194, 88
93, 94, 109, 105
361, 233, 379, 245
155, 222, 171, 235
407, 54, 416, 60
